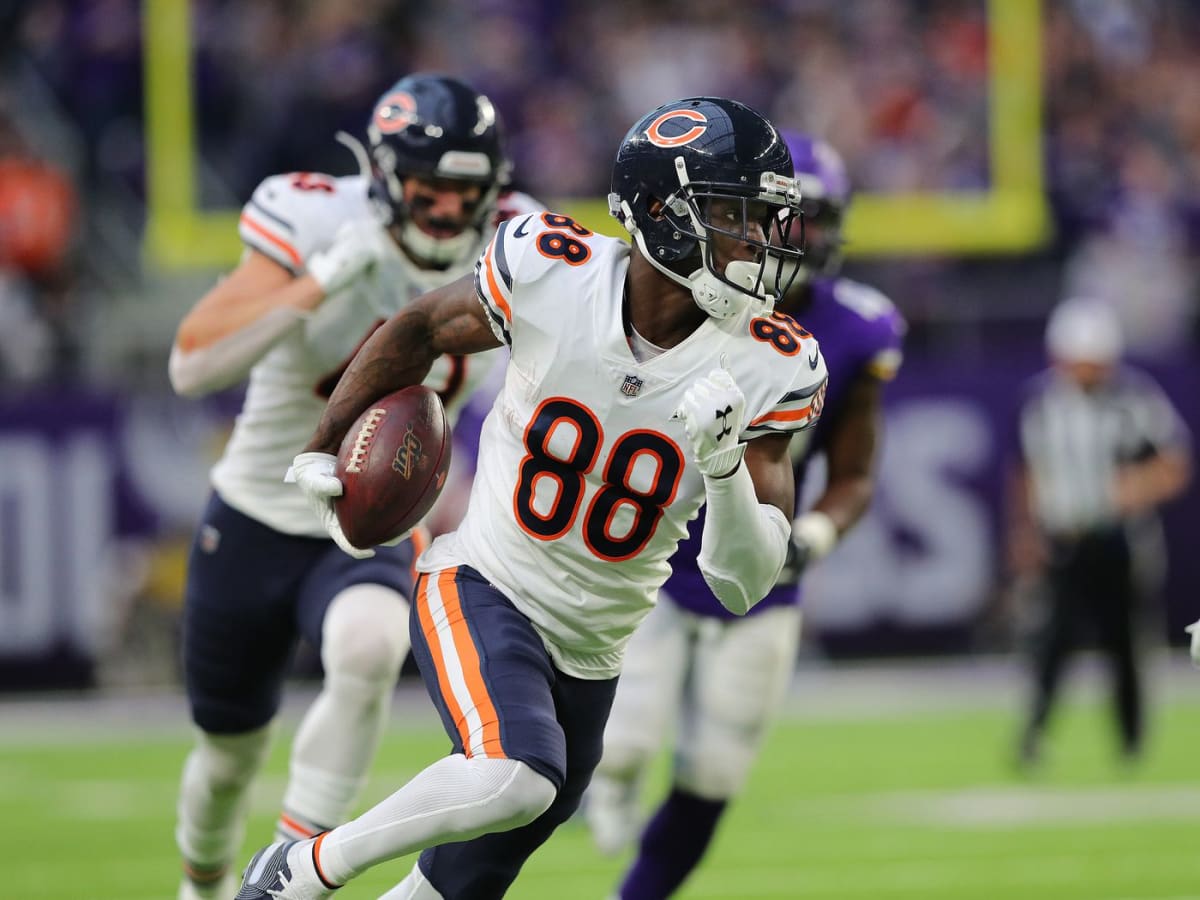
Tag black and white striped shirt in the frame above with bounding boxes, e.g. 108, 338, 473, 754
1018, 366, 1190, 535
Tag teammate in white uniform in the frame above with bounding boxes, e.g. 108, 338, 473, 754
167, 74, 540, 900
236, 96, 827, 900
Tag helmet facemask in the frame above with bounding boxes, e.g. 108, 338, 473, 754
370, 139, 504, 270
611, 156, 805, 319
389, 174, 499, 269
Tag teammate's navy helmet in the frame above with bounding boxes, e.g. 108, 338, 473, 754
608, 97, 805, 318
780, 129, 849, 277
367, 73, 509, 206
338, 73, 511, 267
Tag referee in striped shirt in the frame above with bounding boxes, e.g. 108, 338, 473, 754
1009, 298, 1192, 768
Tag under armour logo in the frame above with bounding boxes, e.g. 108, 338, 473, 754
714, 404, 734, 442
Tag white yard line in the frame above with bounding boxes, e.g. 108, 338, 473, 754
866, 783, 1200, 826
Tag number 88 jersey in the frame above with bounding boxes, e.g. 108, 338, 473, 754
416, 211, 828, 679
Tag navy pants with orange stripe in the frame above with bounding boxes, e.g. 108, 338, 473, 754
409, 565, 618, 898
184, 492, 416, 733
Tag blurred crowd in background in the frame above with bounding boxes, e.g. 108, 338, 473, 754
0, 0, 1198, 387
0, 0, 1198, 688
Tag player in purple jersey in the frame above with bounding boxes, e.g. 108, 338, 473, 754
585, 131, 906, 899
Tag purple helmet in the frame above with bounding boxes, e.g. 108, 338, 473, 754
779, 129, 849, 277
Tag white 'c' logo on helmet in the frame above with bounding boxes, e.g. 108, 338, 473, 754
645, 109, 708, 148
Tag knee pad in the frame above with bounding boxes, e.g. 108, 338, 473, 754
190, 724, 274, 791
478, 758, 557, 829
675, 607, 799, 800
674, 739, 754, 800
673, 683, 778, 799
321, 584, 410, 686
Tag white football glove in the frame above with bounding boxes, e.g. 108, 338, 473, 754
379, 527, 415, 547
776, 511, 839, 586
306, 219, 392, 296
1185, 618, 1200, 667
284, 451, 374, 559
674, 355, 747, 478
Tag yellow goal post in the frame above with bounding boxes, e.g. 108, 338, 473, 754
142, 0, 1047, 270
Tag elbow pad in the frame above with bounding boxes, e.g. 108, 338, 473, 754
169, 306, 306, 397
696, 464, 791, 615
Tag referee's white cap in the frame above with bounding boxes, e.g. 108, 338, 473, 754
1046, 297, 1124, 364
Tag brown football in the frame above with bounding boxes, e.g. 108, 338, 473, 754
334, 386, 452, 550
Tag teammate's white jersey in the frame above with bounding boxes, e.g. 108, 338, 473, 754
418, 211, 828, 678
211, 171, 542, 536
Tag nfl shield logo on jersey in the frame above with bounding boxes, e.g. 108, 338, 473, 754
620, 374, 644, 397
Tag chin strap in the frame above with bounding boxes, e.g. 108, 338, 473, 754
669, 156, 775, 319
688, 260, 773, 319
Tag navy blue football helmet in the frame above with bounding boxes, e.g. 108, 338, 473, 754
339, 73, 511, 267
609, 97, 804, 318
780, 129, 849, 279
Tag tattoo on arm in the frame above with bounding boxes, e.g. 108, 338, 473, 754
307, 307, 437, 454
304, 274, 499, 455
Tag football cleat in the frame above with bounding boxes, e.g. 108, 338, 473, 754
235, 840, 335, 899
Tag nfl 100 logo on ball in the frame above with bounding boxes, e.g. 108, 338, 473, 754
392, 425, 424, 479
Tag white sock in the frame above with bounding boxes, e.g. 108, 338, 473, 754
277, 674, 383, 837
280, 585, 409, 837
315, 755, 556, 885
176, 724, 274, 872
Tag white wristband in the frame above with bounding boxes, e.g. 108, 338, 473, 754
793, 511, 838, 561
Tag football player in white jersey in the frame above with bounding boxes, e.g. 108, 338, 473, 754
585, 132, 906, 899
167, 74, 541, 900
235, 96, 827, 900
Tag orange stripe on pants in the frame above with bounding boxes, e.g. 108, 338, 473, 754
415, 568, 506, 758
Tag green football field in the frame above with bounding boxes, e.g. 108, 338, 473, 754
4, 659, 1199, 900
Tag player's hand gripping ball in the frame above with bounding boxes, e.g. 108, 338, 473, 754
334, 386, 452, 550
